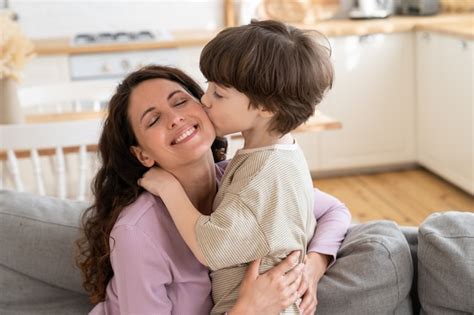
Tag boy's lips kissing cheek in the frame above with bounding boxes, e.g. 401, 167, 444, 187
171, 125, 198, 145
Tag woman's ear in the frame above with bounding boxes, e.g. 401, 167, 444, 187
130, 146, 155, 168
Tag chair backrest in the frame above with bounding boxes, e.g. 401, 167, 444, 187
0, 119, 103, 201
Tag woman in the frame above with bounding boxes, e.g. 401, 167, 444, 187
76, 65, 351, 315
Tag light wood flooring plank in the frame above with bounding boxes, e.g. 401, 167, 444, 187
313, 167, 474, 226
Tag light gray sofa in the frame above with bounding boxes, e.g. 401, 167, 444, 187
1, 190, 473, 315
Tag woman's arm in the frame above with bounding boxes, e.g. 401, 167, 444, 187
308, 188, 351, 264
298, 188, 352, 314
230, 251, 304, 315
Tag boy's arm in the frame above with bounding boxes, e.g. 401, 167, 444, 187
138, 167, 208, 265
139, 167, 269, 271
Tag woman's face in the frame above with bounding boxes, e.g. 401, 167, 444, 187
128, 78, 216, 170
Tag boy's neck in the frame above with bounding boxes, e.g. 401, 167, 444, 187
242, 129, 294, 149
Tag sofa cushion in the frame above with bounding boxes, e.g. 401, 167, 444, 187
0, 190, 93, 314
418, 211, 474, 315
0, 264, 91, 315
317, 220, 414, 315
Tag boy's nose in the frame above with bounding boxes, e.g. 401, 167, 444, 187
201, 95, 211, 108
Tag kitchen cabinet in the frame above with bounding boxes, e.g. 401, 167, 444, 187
21, 46, 207, 88
22, 54, 70, 87
416, 31, 474, 194
313, 32, 416, 172
19, 46, 207, 113
177, 46, 206, 86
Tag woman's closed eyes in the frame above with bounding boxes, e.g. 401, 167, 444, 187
148, 114, 160, 127
147, 98, 189, 128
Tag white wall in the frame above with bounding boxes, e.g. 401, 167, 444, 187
10, 0, 224, 39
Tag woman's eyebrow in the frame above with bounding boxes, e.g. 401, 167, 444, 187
170, 89, 200, 103
167, 90, 183, 100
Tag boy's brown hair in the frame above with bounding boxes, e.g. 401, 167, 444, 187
200, 19, 334, 135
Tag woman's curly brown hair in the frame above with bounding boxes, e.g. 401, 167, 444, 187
75, 65, 227, 304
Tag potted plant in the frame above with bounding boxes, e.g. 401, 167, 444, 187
0, 11, 35, 124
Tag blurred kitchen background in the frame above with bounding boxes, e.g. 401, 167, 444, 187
1, 0, 473, 225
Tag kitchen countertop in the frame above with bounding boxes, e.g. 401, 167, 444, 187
32, 14, 473, 56
296, 13, 473, 39
415, 18, 474, 40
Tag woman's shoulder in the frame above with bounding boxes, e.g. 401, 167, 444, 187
112, 192, 170, 234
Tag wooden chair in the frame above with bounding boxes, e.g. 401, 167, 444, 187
0, 119, 103, 201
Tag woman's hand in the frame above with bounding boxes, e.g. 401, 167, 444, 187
138, 167, 178, 197
230, 251, 304, 315
297, 252, 330, 315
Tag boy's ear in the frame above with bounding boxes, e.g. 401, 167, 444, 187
130, 146, 155, 168
258, 107, 274, 118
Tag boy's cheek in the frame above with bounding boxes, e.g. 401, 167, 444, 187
204, 108, 218, 123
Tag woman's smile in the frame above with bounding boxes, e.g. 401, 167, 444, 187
172, 125, 198, 145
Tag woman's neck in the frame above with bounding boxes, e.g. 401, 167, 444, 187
167, 153, 217, 215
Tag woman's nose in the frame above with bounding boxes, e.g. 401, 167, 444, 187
168, 111, 184, 129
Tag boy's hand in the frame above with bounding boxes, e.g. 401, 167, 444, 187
138, 167, 178, 196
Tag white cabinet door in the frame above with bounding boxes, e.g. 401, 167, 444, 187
314, 33, 416, 172
21, 55, 70, 87
177, 46, 206, 87
416, 32, 474, 194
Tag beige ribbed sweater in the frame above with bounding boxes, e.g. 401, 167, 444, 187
196, 143, 315, 314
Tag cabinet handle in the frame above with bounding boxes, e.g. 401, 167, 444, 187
359, 35, 370, 43
358, 34, 383, 44
422, 32, 430, 42
101, 64, 110, 73
460, 40, 468, 50
121, 59, 131, 71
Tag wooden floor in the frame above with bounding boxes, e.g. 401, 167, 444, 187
313, 167, 474, 226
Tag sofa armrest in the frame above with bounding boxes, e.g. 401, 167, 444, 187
316, 220, 414, 314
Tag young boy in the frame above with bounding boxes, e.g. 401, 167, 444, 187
141, 20, 334, 314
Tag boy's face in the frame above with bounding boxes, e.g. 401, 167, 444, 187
201, 82, 261, 137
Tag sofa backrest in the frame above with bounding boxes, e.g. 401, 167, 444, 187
0, 189, 93, 314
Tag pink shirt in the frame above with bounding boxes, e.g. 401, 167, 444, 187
90, 162, 351, 315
